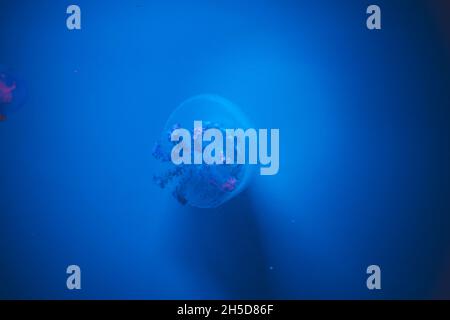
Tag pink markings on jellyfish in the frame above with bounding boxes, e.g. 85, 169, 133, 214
208, 176, 237, 192
221, 177, 237, 192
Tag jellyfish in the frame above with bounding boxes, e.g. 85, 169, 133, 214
152, 94, 255, 208
0, 65, 26, 121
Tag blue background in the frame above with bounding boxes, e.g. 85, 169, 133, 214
1, 0, 450, 299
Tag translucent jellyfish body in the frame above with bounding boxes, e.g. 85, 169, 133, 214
152, 94, 254, 208
0, 65, 26, 121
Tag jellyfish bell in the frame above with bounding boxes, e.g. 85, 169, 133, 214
152, 94, 256, 208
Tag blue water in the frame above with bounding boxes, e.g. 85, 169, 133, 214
0, 0, 449, 299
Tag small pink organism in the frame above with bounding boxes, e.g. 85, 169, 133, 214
0, 66, 26, 121
0, 72, 17, 121
0, 78, 16, 102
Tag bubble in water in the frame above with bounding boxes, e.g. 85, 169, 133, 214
152, 94, 254, 208
0, 65, 26, 121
